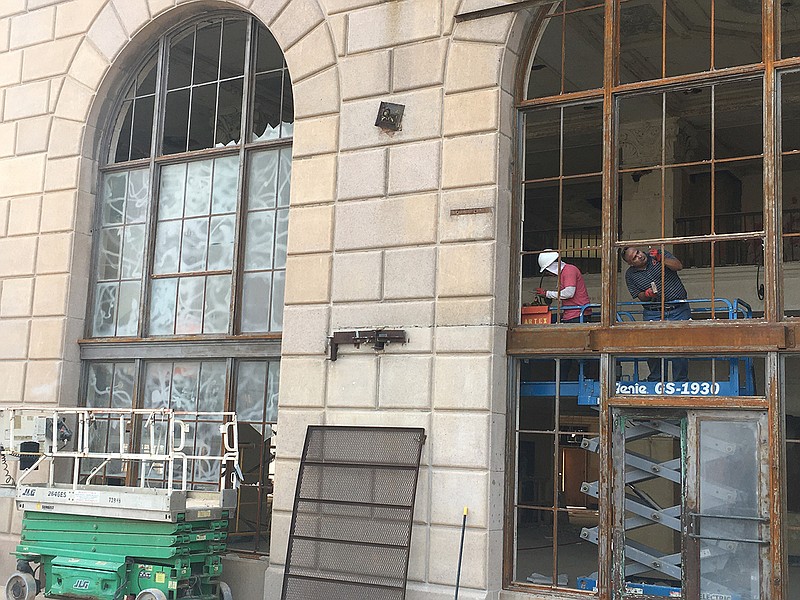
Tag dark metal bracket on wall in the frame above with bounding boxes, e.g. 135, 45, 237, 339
328, 329, 407, 361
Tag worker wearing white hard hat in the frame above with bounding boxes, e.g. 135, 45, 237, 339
535, 250, 592, 323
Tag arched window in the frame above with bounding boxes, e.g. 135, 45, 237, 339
81, 13, 292, 554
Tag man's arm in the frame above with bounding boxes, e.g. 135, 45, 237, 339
663, 255, 682, 271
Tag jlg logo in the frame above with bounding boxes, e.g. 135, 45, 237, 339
73, 580, 90, 590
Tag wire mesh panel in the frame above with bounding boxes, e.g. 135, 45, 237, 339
282, 426, 426, 600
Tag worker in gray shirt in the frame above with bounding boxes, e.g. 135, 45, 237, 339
622, 246, 689, 382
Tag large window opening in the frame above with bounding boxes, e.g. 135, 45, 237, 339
82, 13, 292, 555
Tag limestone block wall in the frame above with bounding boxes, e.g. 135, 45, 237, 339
0, 1, 529, 599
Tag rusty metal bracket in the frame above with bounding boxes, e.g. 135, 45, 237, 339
328, 329, 407, 361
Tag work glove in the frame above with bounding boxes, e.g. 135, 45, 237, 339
648, 248, 661, 262
535, 288, 547, 296
643, 288, 658, 300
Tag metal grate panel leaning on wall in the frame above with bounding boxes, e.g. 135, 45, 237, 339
281, 426, 426, 600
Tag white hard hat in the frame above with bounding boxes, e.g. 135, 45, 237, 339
538, 250, 559, 273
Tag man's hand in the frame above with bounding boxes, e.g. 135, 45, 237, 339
643, 288, 658, 300
535, 288, 547, 296
648, 248, 661, 262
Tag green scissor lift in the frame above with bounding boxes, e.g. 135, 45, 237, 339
1, 407, 240, 600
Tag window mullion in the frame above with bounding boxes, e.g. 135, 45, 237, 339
229, 18, 256, 336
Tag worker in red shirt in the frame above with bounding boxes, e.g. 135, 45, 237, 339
536, 250, 592, 323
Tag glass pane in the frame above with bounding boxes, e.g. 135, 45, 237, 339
664, 86, 711, 165
193, 22, 221, 85
92, 282, 118, 337
188, 83, 217, 152
158, 163, 187, 220
715, 0, 761, 68
248, 150, 279, 208
98, 227, 123, 280
698, 419, 762, 600
194, 422, 222, 482
116, 280, 140, 336
784, 153, 800, 316
217, 77, 244, 146
136, 54, 157, 96
113, 363, 135, 408
153, 220, 182, 274
130, 95, 154, 161
185, 160, 213, 217
785, 357, 800, 595
277, 148, 292, 207
126, 170, 149, 224
562, 103, 602, 176
782, 2, 800, 58
266, 361, 280, 421
176, 276, 205, 334
255, 25, 284, 73
563, 7, 603, 93
208, 214, 235, 270
149, 278, 178, 335
619, 0, 662, 84
121, 223, 145, 278
716, 79, 763, 160
274, 208, 289, 269
111, 99, 132, 163
199, 361, 226, 411
270, 270, 285, 332
163, 89, 190, 154
281, 71, 294, 138
168, 28, 194, 90
252, 71, 282, 142
665, 0, 710, 77
204, 274, 231, 333
237, 361, 268, 421
241, 272, 271, 332
244, 211, 275, 270
180, 218, 209, 272
102, 173, 127, 226
212, 155, 239, 213
172, 362, 201, 411
143, 362, 173, 409
526, 14, 563, 99
618, 92, 662, 169
783, 71, 800, 154
221, 19, 247, 79
86, 363, 113, 407
524, 108, 560, 181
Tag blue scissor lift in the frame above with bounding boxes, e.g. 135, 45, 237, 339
520, 298, 755, 599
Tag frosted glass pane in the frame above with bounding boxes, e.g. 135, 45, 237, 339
153, 220, 181, 274
126, 169, 150, 223
247, 150, 278, 209
180, 218, 209, 272
241, 272, 271, 332
171, 362, 200, 410
102, 173, 127, 225
176, 276, 205, 334
236, 362, 267, 421
244, 211, 275, 270
92, 282, 118, 337
149, 278, 178, 335
116, 280, 140, 336
277, 147, 291, 207
208, 215, 235, 270
185, 160, 213, 217
121, 224, 145, 278
159, 163, 187, 220
199, 362, 226, 411
87, 363, 113, 407
203, 274, 231, 333
266, 361, 280, 421
274, 208, 288, 269
143, 362, 173, 409
270, 270, 285, 332
212, 155, 239, 213
194, 422, 222, 481
112, 363, 135, 408
98, 227, 123, 280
